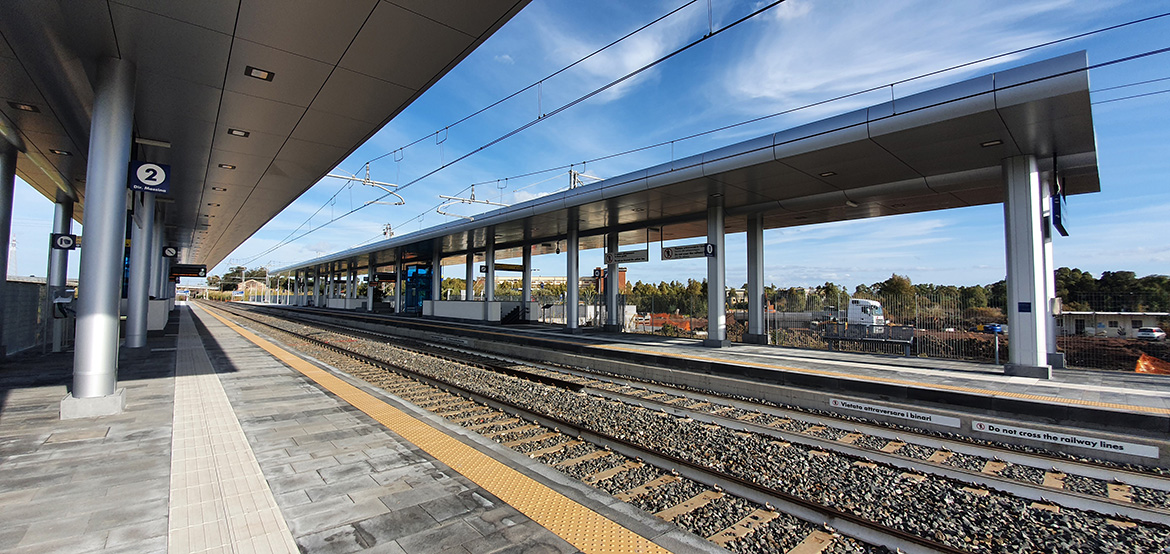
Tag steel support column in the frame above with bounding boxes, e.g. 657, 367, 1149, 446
48, 200, 73, 352
1003, 155, 1050, 378
465, 250, 474, 301
744, 213, 767, 344
71, 58, 136, 407
604, 232, 620, 332
394, 250, 403, 313
0, 141, 15, 357
705, 195, 728, 347
126, 191, 155, 348
314, 266, 321, 306
367, 252, 377, 311
484, 231, 495, 303
431, 241, 442, 304
521, 243, 532, 320
566, 209, 580, 333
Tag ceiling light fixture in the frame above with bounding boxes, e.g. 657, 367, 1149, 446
819, 171, 837, 177
227, 128, 250, 138
981, 139, 1003, 148
207, 203, 220, 207
245, 66, 275, 81
134, 137, 171, 148
49, 149, 71, 156
218, 164, 236, 170
211, 186, 227, 192
7, 101, 39, 112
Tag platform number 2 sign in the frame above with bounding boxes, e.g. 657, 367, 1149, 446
129, 161, 171, 194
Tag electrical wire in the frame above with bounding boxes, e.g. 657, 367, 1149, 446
364, 0, 701, 166
240, 12, 1170, 267
1093, 87, 1170, 104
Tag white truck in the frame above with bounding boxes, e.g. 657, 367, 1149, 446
847, 298, 886, 326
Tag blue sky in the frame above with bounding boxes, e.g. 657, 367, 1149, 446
10, 0, 1170, 290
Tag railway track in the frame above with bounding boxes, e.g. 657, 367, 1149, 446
206, 302, 1170, 553
245, 304, 1170, 515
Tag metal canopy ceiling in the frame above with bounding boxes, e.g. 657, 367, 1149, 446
0, 0, 529, 268
280, 51, 1099, 275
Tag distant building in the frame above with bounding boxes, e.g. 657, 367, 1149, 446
1055, 311, 1169, 337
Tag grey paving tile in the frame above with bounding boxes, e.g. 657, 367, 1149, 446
397, 520, 482, 553
287, 498, 388, 537
103, 517, 168, 548
83, 497, 169, 532
269, 470, 329, 494
304, 474, 381, 503
473, 521, 578, 554
352, 506, 438, 544
292, 455, 339, 473
295, 524, 370, 554
379, 480, 468, 511
7, 527, 108, 554
319, 460, 375, 484
419, 490, 491, 522
101, 534, 168, 554
0, 525, 27, 549
15, 512, 91, 545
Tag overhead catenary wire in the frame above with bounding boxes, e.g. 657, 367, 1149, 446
363, 0, 701, 166
239, 12, 1170, 268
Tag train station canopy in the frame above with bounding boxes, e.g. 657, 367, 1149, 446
279, 51, 1099, 273
0, 0, 529, 268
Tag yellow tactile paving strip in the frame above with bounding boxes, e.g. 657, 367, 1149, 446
198, 306, 670, 554
387, 319, 1170, 416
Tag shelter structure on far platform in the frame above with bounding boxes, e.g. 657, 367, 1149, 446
275, 52, 1100, 380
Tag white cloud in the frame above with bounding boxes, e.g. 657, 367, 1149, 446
529, 1, 707, 103
722, 0, 1094, 118
494, 54, 515, 65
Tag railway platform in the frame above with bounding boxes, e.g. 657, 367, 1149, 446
262, 305, 1170, 467
0, 304, 715, 554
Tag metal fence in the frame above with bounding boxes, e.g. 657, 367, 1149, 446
2, 277, 60, 356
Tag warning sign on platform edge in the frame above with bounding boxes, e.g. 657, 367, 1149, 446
662, 243, 714, 260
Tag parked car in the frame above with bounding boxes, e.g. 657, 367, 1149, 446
1136, 327, 1167, 341
982, 323, 1005, 334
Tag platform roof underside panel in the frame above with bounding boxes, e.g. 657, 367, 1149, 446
0, 0, 530, 268
281, 51, 1099, 273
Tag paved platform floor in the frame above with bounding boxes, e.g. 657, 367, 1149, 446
0, 305, 714, 553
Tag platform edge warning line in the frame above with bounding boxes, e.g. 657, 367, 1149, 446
598, 345, 1170, 416
196, 305, 671, 554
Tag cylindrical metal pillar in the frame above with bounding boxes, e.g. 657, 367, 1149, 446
705, 195, 728, 347
0, 142, 16, 357
604, 233, 620, 332
431, 241, 442, 304
126, 192, 155, 347
522, 243, 532, 318
73, 58, 136, 398
484, 234, 495, 303
49, 200, 74, 352
148, 211, 162, 298
394, 250, 403, 313
465, 250, 475, 301
745, 213, 766, 344
367, 252, 377, 311
566, 211, 579, 332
